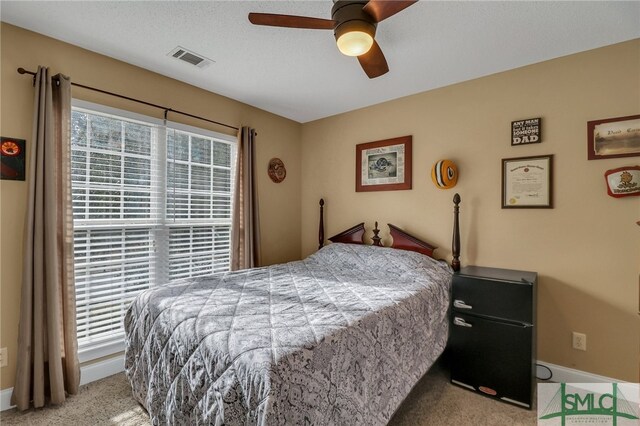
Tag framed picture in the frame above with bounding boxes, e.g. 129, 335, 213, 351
502, 154, 553, 208
1, 137, 26, 181
587, 114, 640, 160
356, 136, 412, 192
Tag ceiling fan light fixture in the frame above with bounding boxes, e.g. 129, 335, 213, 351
337, 30, 374, 56
334, 18, 376, 57
250, 0, 409, 78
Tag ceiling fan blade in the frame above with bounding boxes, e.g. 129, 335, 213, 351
357, 40, 389, 79
363, 0, 417, 23
248, 13, 335, 30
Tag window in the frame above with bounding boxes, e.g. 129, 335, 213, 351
71, 101, 235, 361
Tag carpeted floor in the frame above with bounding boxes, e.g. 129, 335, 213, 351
1, 361, 537, 425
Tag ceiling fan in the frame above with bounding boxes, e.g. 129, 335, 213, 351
248, 0, 417, 79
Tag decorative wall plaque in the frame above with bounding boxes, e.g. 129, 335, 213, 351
604, 166, 640, 198
431, 159, 458, 189
588, 114, 640, 160
268, 158, 286, 183
511, 118, 541, 146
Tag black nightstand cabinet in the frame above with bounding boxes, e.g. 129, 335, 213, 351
450, 266, 537, 409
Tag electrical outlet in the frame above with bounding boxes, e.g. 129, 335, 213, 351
572, 332, 587, 351
0, 347, 7, 367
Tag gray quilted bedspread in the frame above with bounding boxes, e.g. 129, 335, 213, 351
124, 243, 452, 425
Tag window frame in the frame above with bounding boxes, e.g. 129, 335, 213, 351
71, 100, 236, 363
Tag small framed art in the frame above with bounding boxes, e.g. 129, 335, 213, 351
356, 136, 412, 192
502, 154, 553, 208
587, 114, 640, 160
1, 137, 26, 181
511, 118, 541, 146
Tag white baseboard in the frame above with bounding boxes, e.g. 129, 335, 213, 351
1, 358, 625, 411
0, 354, 125, 412
537, 361, 627, 383
0, 387, 14, 413
79, 354, 125, 386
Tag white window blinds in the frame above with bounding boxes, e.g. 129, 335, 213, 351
164, 126, 233, 280
70, 102, 236, 360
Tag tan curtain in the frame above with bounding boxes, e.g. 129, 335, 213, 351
231, 127, 261, 270
11, 67, 80, 410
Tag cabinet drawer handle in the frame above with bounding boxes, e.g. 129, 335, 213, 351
453, 299, 473, 310
454, 317, 473, 328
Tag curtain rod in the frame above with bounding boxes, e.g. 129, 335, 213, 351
17, 67, 239, 132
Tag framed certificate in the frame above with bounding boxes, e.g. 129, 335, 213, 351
502, 155, 553, 208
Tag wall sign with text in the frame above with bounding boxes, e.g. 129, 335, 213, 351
587, 114, 640, 160
511, 118, 541, 146
604, 166, 640, 198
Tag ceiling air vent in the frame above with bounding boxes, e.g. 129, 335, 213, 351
167, 46, 213, 69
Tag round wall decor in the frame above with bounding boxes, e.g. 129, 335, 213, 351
431, 159, 458, 189
268, 158, 286, 183
1, 140, 21, 157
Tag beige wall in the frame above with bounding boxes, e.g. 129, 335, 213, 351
0, 23, 302, 390
301, 40, 640, 381
1, 21, 638, 393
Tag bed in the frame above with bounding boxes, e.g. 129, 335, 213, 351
124, 195, 462, 425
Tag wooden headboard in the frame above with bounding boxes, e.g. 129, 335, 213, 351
328, 223, 366, 245
388, 224, 437, 258
318, 194, 462, 271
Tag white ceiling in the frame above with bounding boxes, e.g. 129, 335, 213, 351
2, 1, 639, 123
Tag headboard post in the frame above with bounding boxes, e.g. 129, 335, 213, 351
452, 193, 461, 272
372, 221, 382, 247
318, 198, 325, 250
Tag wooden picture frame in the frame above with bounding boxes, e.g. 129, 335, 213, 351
587, 114, 640, 160
502, 155, 553, 209
356, 136, 412, 192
